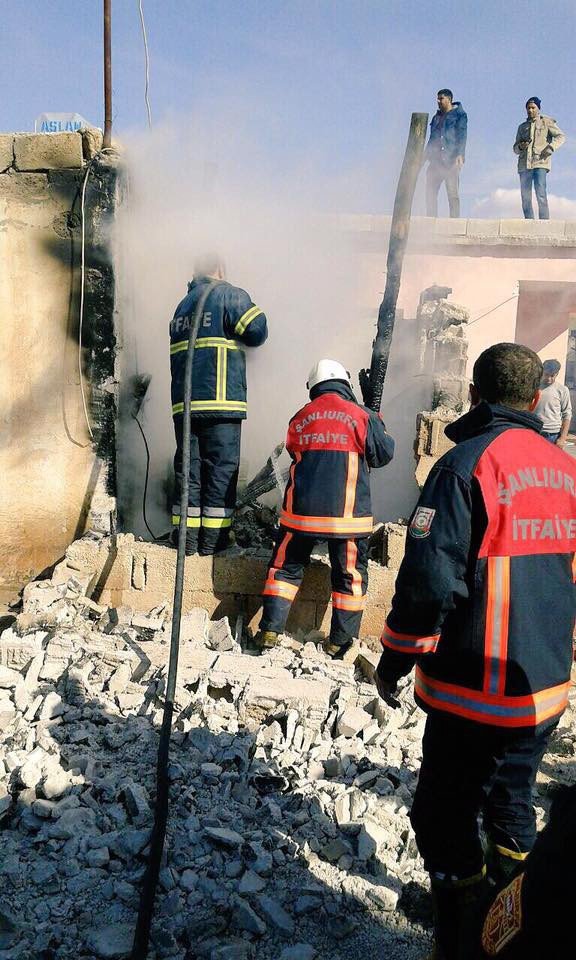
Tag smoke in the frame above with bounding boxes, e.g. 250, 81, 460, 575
115, 116, 389, 536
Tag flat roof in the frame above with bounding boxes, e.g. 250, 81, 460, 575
340, 215, 576, 258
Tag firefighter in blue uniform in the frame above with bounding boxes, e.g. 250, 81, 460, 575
256, 359, 394, 655
170, 255, 268, 555
374, 343, 576, 960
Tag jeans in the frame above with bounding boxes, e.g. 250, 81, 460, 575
519, 169, 549, 219
426, 162, 460, 218
410, 712, 555, 880
542, 431, 560, 443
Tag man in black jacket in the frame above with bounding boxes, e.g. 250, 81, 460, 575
425, 88, 468, 218
256, 359, 394, 655
169, 255, 268, 555
375, 343, 575, 959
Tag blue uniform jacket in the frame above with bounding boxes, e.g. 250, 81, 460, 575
378, 402, 575, 732
170, 277, 268, 420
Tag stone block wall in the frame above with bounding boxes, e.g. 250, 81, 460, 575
0, 132, 119, 604
51, 534, 403, 642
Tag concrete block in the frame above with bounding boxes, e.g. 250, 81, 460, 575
564, 221, 576, 239
212, 556, 268, 595
381, 524, 407, 569
415, 412, 456, 457
415, 454, 438, 489
499, 218, 565, 240
82, 127, 104, 160
0, 171, 48, 199
14, 133, 84, 171
242, 673, 332, 721
466, 218, 499, 238
0, 134, 14, 172
433, 218, 468, 236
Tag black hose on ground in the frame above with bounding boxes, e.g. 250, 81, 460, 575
130, 281, 221, 959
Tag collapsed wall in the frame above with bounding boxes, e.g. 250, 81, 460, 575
412, 287, 470, 487
0, 132, 121, 605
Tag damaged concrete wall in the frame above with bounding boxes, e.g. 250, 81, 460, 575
0, 132, 120, 604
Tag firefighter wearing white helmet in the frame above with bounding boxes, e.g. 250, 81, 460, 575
256, 358, 395, 656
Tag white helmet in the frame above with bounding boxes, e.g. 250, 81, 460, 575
307, 358, 351, 391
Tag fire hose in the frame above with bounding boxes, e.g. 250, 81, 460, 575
130, 281, 221, 959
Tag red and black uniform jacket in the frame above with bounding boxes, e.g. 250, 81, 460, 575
279, 381, 394, 538
378, 402, 576, 733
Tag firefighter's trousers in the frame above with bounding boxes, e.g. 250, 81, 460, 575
259, 529, 369, 648
410, 712, 556, 883
173, 417, 241, 554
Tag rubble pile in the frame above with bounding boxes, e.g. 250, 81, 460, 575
1, 567, 574, 960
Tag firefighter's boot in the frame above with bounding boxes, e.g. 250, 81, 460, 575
170, 528, 198, 556
322, 638, 353, 660
429, 873, 488, 960
254, 630, 280, 651
485, 841, 527, 895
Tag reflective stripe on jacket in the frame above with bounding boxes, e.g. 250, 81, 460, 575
378, 402, 576, 732
170, 278, 268, 419
279, 381, 394, 539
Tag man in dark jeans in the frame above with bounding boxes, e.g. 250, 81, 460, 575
425, 88, 467, 218
375, 343, 575, 960
513, 97, 565, 219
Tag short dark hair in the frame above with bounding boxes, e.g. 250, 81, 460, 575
543, 359, 561, 375
473, 343, 542, 407
437, 88, 453, 101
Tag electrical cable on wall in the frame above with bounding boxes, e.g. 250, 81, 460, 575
138, 0, 152, 127
78, 159, 96, 441
469, 293, 519, 327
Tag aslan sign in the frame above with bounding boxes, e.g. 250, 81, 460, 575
35, 113, 90, 134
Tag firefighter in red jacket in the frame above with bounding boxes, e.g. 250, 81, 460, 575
255, 359, 394, 655
374, 343, 576, 960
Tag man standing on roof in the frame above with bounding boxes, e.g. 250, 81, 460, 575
255, 359, 394, 656
374, 343, 576, 960
169, 255, 268, 555
425, 88, 468, 218
514, 97, 565, 220
534, 358, 572, 446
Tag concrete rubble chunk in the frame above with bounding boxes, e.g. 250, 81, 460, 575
48, 806, 98, 839
207, 616, 236, 652
204, 826, 244, 849
0, 665, 21, 688
232, 898, 267, 936
256, 896, 295, 937
85, 922, 134, 959
337, 705, 372, 738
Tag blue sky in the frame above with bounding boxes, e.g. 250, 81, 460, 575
4, 0, 576, 216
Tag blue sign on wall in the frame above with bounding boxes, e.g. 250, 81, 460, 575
35, 113, 90, 134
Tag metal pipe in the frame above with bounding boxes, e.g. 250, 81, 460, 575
103, 0, 112, 148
